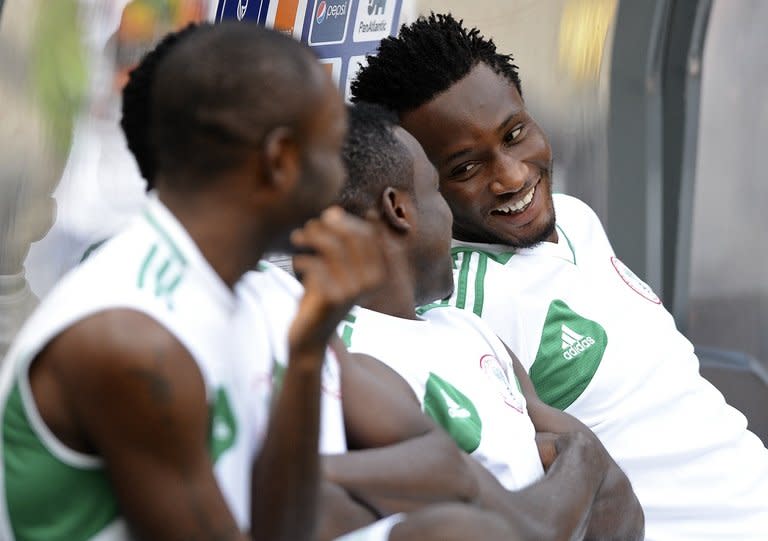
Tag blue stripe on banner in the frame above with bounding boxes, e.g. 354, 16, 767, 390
258, 0, 271, 24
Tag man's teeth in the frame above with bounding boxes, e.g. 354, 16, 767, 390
494, 186, 536, 215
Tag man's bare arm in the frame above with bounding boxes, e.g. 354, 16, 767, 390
315, 481, 379, 541
323, 348, 478, 518
251, 338, 326, 541
505, 344, 645, 541
389, 503, 522, 541
39, 305, 333, 541
37, 310, 250, 541
463, 430, 605, 541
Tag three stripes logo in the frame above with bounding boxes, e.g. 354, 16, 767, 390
561, 324, 596, 360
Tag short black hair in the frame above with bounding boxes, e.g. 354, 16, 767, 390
150, 22, 319, 190
338, 102, 412, 217
121, 22, 209, 190
351, 12, 521, 113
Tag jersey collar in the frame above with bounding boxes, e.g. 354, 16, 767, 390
144, 193, 238, 312
451, 223, 576, 265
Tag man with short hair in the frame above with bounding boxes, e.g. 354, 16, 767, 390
0, 23, 383, 541
336, 102, 643, 541
353, 13, 768, 541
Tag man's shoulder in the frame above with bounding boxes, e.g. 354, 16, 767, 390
552, 194, 614, 256
552, 193, 601, 225
4, 215, 204, 376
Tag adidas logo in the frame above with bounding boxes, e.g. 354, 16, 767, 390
441, 389, 471, 419
561, 324, 596, 360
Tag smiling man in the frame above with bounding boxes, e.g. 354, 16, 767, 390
352, 13, 768, 541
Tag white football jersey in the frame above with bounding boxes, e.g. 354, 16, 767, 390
340, 305, 544, 492
447, 193, 768, 541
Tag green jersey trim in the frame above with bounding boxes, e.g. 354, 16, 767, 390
137, 244, 158, 288
340, 312, 357, 348
450, 248, 514, 317
415, 300, 451, 316
142, 209, 188, 265
454, 251, 472, 311
79, 239, 107, 263
270, 360, 287, 413
450, 247, 515, 265
473, 254, 488, 316
3, 383, 118, 541
555, 225, 576, 265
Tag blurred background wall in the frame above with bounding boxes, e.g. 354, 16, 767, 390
686, 0, 768, 365
0, 0, 87, 355
0, 0, 214, 357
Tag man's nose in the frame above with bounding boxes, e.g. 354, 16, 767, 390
489, 154, 529, 195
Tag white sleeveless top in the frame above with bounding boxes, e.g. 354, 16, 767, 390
0, 197, 345, 541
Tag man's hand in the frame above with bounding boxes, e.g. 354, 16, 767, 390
505, 343, 644, 541
289, 207, 388, 355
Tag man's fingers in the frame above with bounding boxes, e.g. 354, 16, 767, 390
290, 206, 388, 350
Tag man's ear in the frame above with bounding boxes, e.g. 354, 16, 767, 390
261, 126, 300, 194
379, 186, 411, 233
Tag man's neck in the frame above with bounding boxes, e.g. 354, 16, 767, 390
360, 251, 420, 320
159, 190, 265, 289
362, 286, 419, 321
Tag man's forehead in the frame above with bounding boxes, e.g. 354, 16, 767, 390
401, 64, 524, 161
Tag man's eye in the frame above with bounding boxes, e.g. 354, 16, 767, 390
453, 163, 477, 176
505, 127, 523, 143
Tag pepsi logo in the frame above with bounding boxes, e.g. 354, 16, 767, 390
316, 1, 327, 24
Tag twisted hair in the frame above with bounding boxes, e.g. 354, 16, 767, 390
351, 12, 521, 113
120, 22, 211, 190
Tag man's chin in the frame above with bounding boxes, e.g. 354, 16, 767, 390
510, 223, 556, 249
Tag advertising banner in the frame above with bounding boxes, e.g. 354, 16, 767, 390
215, 0, 403, 100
